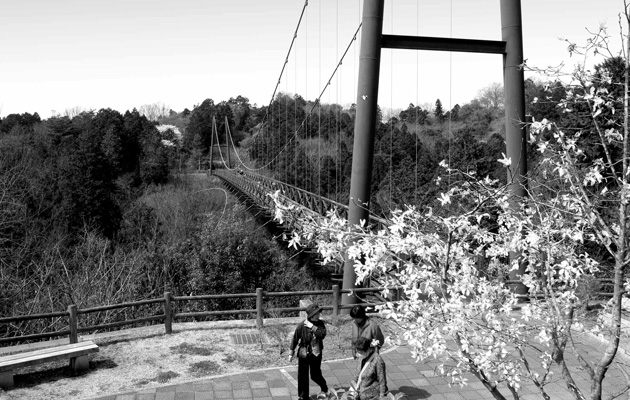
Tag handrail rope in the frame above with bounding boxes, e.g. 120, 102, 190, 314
217, 169, 380, 225
232, 170, 390, 229
234, 22, 363, 173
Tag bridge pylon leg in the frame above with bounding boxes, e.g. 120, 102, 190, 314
501, 0, 528, 297
341, 0, 385, 313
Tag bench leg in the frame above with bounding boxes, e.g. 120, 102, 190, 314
70, 355, 89, 372
0, 371, 14, 389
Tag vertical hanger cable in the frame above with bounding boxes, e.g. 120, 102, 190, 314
415, 0, 419, 206
318, 0, 322, 196
389, 0, 393, 213
448, 0, 453, 188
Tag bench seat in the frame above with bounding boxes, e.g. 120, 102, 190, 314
0, 341, 99, 389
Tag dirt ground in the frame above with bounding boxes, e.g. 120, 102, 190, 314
0, 314, 400, 400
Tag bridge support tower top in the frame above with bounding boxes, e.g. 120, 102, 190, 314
342, 0, 528, 310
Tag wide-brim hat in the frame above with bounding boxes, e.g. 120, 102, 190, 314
306, 303, 323, 318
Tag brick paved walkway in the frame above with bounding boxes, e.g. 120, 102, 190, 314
89, 333, 630, 400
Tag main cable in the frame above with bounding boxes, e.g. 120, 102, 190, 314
231, 21, 362, 173
259, 0, 309, 137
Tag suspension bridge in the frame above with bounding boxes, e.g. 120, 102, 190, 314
208, 0, 527, 308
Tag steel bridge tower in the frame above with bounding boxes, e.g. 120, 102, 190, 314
342, 0, 527, 308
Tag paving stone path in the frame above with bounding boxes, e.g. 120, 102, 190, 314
90, 334, 630, 400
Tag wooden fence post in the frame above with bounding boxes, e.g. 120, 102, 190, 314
164, 292, 172, 334
68, 305, 78, 344
332, 285, 340, 322
256, 288, 264, 329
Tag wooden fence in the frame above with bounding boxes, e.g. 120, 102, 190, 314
1, 278, 616, 347
0, 285, 393, 346
505, 278, 616, 299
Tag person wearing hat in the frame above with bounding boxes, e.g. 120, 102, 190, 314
350, 305, 384, 360
289, 303, 337, 400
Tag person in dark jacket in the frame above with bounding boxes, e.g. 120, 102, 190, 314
350, 305, 385, 359
348, 337, 388, 400
289, 303, 337, 400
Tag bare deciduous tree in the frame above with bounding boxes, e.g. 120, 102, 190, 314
139, 102, 171, 122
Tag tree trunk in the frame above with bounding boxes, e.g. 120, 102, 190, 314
591, 8, 630, 400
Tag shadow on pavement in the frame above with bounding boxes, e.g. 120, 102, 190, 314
392, 385, 431, 399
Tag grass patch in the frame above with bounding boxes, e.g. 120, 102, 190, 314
263, 324, 292, 353
189, 361, 222, 377
236, 348, 278, 370
136, 370, 181, 385
222, 353, 237, 363
156, 370, 180, 383
169, 343, 215, 356
90, 359, 118, 370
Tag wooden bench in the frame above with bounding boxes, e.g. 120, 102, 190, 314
0, 341, 99, 389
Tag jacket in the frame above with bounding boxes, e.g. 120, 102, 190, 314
290, 319, 327, 356
352, 317, 385, 357
355, 352, 388, 400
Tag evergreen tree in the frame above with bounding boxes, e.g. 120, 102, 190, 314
185, 99, 216, 155
434, 99, 444, 123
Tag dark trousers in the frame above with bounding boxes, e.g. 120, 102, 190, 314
298, 353, 328, 399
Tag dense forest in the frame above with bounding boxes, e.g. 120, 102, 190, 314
0, 56, 621, 337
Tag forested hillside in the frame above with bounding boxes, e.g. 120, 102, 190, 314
1, 62, 619, 338
0, 105, 308, 339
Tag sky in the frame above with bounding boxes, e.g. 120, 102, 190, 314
0, 0, 626, 119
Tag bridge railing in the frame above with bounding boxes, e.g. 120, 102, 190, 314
214, 169, 389, 231
215, 169, 396, 295
213, 170, 617, 303
0, 285, 396, 346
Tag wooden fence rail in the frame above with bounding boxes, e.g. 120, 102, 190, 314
2, 279, 616, 346
0, 285, 390, 346
505, 279, 617, 298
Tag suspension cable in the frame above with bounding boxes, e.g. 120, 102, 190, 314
285, 71, 289, 184
318, 0, 322, 196
214, 117, 230, 168
389, 0, 393, 213
305, 3, 309, 193
415, 0, 419, 206
230, 21, 363, 174
259, 0, 309, 135
448, 0, 453, 188
295, 37, 298, 185
270, 89, 273, 175
336, 0, 340, 203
